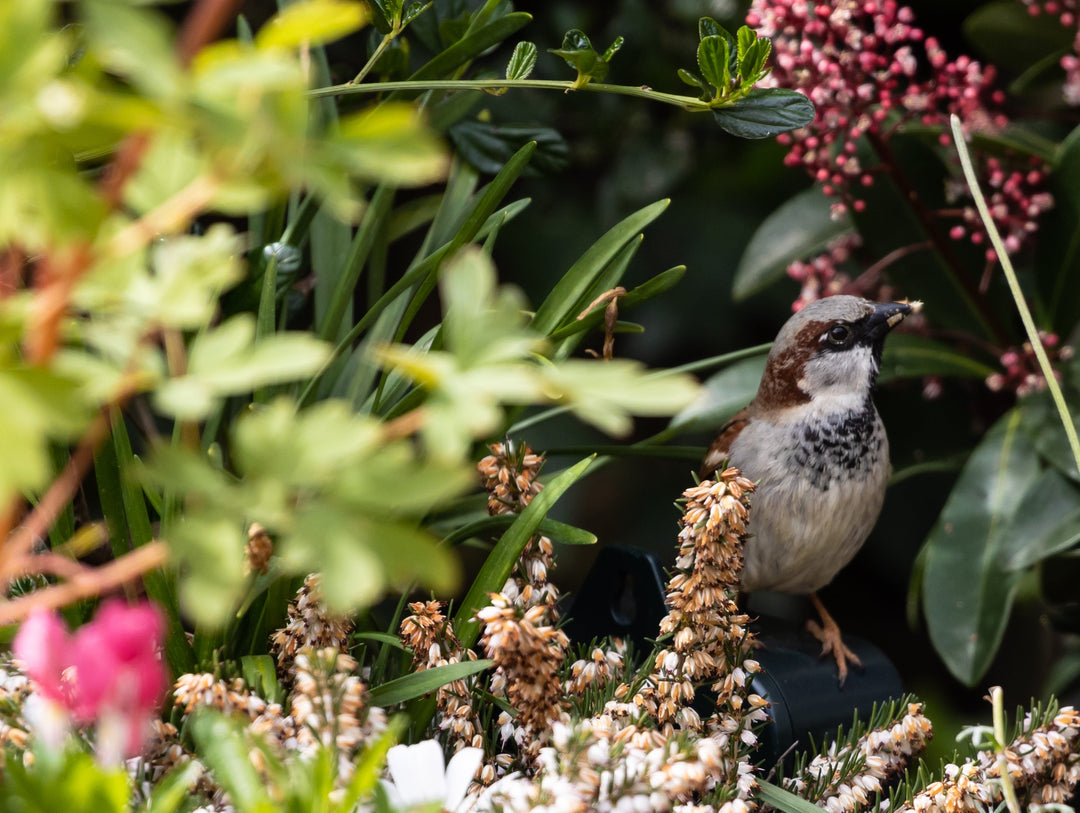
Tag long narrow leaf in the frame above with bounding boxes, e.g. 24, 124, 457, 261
441, 515, 597, 547
367, 658, 494, 706
758, 779, 840, 813
319, 184, 395, 341
548, 265, 686, 342
406, 13, 532, 83
453, 455, 595, 649
299, 142, 536, 406
531, 199, 670, 336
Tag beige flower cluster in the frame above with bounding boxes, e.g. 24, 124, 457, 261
400, 599, 484, 753
631, 471, 767, 810
890, 705, 1080, 813
784, 702, 933, 813
270, 573, 353, 676
477, 441, 559, 611
478, 593, 569, 745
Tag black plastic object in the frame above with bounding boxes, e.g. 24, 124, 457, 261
565, 545, 904, 768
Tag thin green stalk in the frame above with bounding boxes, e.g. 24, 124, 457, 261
665, 343, 772, 376
352, 32, 394, 84
950, 115, 1080, 476
989, 686, 1022, 813
310, 77, 711, 111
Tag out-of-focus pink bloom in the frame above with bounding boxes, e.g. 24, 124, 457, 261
12, 610, 73, 708
12, 599, 168, 759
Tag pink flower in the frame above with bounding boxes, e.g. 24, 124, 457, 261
13, 599, 168, 759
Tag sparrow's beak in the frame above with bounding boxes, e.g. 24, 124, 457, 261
864, 301, 914, 342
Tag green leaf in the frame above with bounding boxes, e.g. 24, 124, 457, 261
531, 199, 670, 336
733, 186, 852, 300
698, 35, 732, 93
999, 467, 1080, 571
241, 655, 284, 705
758, 780, 832, 813
921, 409, 1039, 685
878, 335, 997, 383
441, 515, 597, 547
1020, 389, 1080, 481
81, 0, 182, 99
147, 761, 204, 813
542, 361, 702, 437
549, 29, 621, 89
711, 87, 815, 139
408, 12, 532, 83
963, 0, 1074, 75
547, 265, 686, 342
367, 658, 493, 705
453, 456, 595, 649
448, 121, 569, 177
255, 0, 369, 50
1038, 124, 1080, 331
191, 711, 276, 813
332, 102, 448, 187
154, 315, 330, 421
506, 41, 537, 80
667, 355, 767, 433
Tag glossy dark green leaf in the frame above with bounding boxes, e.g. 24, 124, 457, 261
667, 355, 766, 433
963, 0, 1074, 74
448, 121, 569, 176
921, 409, 1039, 685
367, 658, 494, 705
506, 40, 537, 80
698, 16, 726, 40
878, 334, 997, 383
711, 88, 815, 139
550, 28, 607, 85
677, 68, 707, 91
999, 467, 1080, 571
733, 186, 852, 300
1019, 389, 1080, 481
453, 456, 595, 649
1037, 124, 1080, 331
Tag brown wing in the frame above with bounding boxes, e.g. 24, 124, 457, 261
699, 406, 750, 479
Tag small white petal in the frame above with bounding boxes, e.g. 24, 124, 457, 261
386, 740, 447, 806
444, 747, 483, 810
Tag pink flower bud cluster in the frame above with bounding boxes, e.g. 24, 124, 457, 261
945, 156, 1054, 262
787, 232, 862, 310
1018, 0, 1080, 104
13, 599, 167, 761
986, 331, 1074, 396
747, 0, 1050, 262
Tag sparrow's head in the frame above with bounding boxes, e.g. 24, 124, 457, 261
756, 296, 916, 411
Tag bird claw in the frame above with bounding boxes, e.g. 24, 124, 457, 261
806, 618, 862, 686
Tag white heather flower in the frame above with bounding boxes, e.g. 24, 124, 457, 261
382, 740, 482, 811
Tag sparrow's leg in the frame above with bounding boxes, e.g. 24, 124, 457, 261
806, 592, 862, 685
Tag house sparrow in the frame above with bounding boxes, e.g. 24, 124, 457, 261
700, 295, 918, 684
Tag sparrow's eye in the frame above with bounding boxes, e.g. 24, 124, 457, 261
827, 324, 852, 345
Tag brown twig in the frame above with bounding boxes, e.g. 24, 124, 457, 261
176, 0, 246, 66
577, 287, 626, 361
0, 411, 112, 576
0, 542, 169, 625
381, 408, 427, 441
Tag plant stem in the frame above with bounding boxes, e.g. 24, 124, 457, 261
989, 686, 1022, 813
951, 114, 1080, 477
310, 77, 711, 111
352, 31, 395, 85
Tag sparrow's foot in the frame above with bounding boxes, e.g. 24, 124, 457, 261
807, 592, 862, 686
